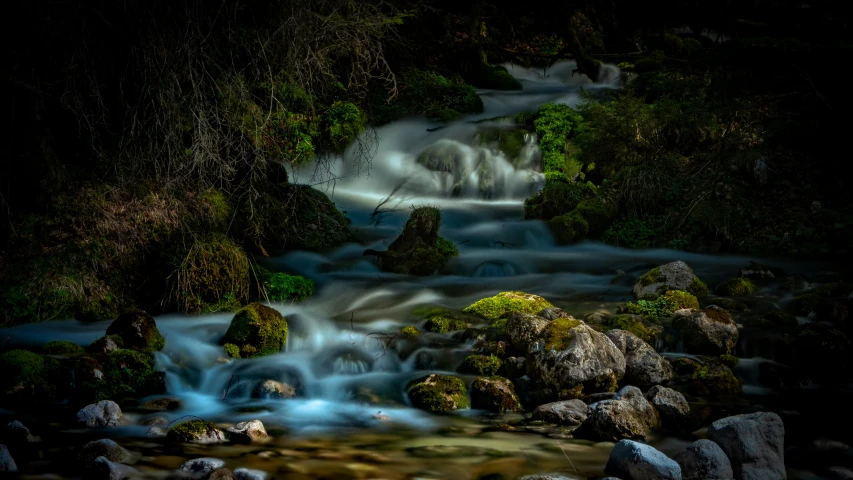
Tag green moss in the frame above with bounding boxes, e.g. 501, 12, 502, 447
703, 306, 734, 324
489, 318, 508, 337
173, 233, 250, 314
548, 211, 589, 245
524, 180, 595, 221
425, 314, 468, 333
323, 101, 366, 152
106, 309, 166, 352
401, 326, 421, 337
462, 291, 553, 321
41, 340, 84, 355
691, 364, 741, 396
716, 278, 757, 296
166, 419, 218, 443
688, 277, 710, 296
436, 237, 459, 258
543, 317, 582, 350
102, 349, 165, 399
200, 188, 231, 230
574, 197, 618, 235
711, 297, 749, 312
671, 357, 701, 375
665, 290, 700, 310
468, 64, 523, 90
379, 69, 483, 124
470, 377, 522, 413
407, 374, 470, 412
263, 272, 314, 302
477, 127, 528, 160
0, 349, 67, 405
624, 290, 698, 320
558, 384, 584, 400
639, 267, 663, 287
719, 354, 739, 368
224, 343, 241, 358
458, 354, 503, 376
221, 303, 288, 357
373, 207, 457, 275
608, 314, 662, 344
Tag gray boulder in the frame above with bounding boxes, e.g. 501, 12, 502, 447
5, 420, 35, 444
538, 307, 574, 320
646, 385, 691, 429
706, 412, 786, 480
673, 307, 739, 355
77, 439, 135, 468
674, 439, 734, 480
77, 400, 123, 428
605, 439, 682, 480
181, 458, 226, 479
227, 420, 268, 443
0, 445, 17, 472
633, 261, 707, 299
532, 399, 590, 426
506, 312, 550, 354
576, 399, 651, 441
607, 330, 673, 388
615, 386, 659, 429
527, 320, 625, 394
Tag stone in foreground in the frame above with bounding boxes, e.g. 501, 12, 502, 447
532, 399, 590, 426
706, 412, 785, 480
605, 439, 682, 480
674, 439, 734, 480
227, 420, 268, 443
77, 400, 123, 428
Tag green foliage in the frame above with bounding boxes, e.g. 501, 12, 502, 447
462, 291, 553, 321
533, 103, 585, 178
524, 180, 595, 220
608, 315, 662, 344
0, 349, 68, 405
323, 101, 367, 152
547, 211, 589, 244
688, 278, 710, 296
458, 354, 503, 376
380, 69, 483, 123
221, 302, 288, 358
624, 298, 673, 319
716, 278, 758, 297
691, 364, 741, 397
224, 343, 241, 358
603, 215, 666, 248
264, 272, 315, 302
424, 313, 469, 333
719, 354, 739, 369
173, 234, 250, 314
468, 64, 522, 90
435, 237, 459, 258
41, 340, 84, 355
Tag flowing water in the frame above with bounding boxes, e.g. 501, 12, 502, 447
0, 62, 844, 479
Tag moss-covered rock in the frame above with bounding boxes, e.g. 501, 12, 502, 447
364, 207, 458, 275
0, 349, 69, 406
606, 315, 664, 345
457, 354, 503, 376
166, 419, 226, 443
719, 354, 739, 369
673, 306, 739, 355
548, 211, 590, 244
105, 309, 165, 352
41, 340, 84, 355
414, 307, 470, 333
709, 297, 749, 312
171, 233, 250, 314
468, 64, 523, 91
462, 291, 553, 321
690, 364, 741, 397
716, 278, 757, 297
407, 374, 470, 412
221, 303, 288, 358
78, 348, 165, 403
524, 180, 595, 221
470, 377, 522, 413
401, 326, 421, 337
633, 261, 709, 299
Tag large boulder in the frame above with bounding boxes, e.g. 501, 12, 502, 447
633, 261, 709, 299
105, 309, 165, 352
605, 439, 682, 480
463, 291, 554, 321
532, 399, 590, 426
407, 374, 470, 412
614, 386, 659, 429
575, 399, 652, 441
77, 439, 135, 468
470, 376, 522, 413
673, 307, 739, 355
166, 420, 226, 444
607, 330, 673, 388
0, 445, 17, 472
645, 386, 691, 429
674, 439, 734, 480
706, 412, 785, 480
363, 206, 458, 275
227, 420, 268, 443
77, 400, 123, 428
221, 303, 288, 358
505, 312, 550, 354
527, 318, 625, 395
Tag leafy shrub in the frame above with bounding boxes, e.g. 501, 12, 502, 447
533, 103, 585, 178
264, 272, 314, 302
323, 101, 366, 152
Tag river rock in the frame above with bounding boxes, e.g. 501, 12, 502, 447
5, 420, 35, 443
605, 439, 682, 480
221, 303, 288, 358
227, 420, 268, 443
78, 439, 135, 467
233, 468, 266, 480
506, 312, 550, 354
209, 469, 234, 480
614, 386, 659, 429
77, 400, 123, 427
505, 356, 526, 378
89, 335, 121, 354
645, 385, 691, 429
106, 309, 166, 352
575, 398, 652, 441
673, 307, 739, 355
166, 420, 226, 444
538, 307, 573, 320
470, 376, 522, 413
607, 330, 673, 388
407, 374, 470, 412
532, 399, 590, 425
0, 445, 17, 472
674, 439, 734, 480
91, 456, 138, 480
527, 319, 625, 394
706, 412, 785, 480
251, 379, 297, 399
633, 260, 708, 299
181, 458, 226, 479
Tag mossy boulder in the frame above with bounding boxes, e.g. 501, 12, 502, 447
606, 329, 673, 389
0, 349, 69, 406
716, 278, 757, 297
673, 307, 739, 355
77, 349, 165, 403
690, 364, 741, 397
401, 326, 421, 337
105, 309, 165, 352
469, 64, 523, 90
414, 307, 471, 333
166, 420, 225, 443
458, 354, 503, 376
407, 374, 470, 412
463, 291, 553, 321
470, 377, 522, 413
41, 340, 84, 355
606, 314, 664, 345
633, 261, 709, 299
221, 303, 288, 358
505, 312, 551, 354
364, 207, 458, 275
527, 319, 626, 394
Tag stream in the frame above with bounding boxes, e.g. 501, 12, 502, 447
1, 61, 848, 479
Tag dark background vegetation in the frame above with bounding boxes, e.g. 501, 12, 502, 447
2, 0, 851, 326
